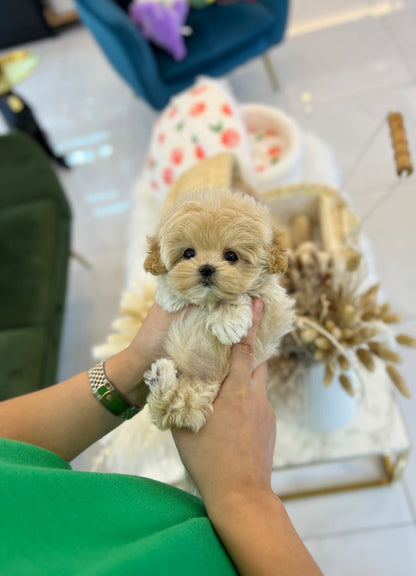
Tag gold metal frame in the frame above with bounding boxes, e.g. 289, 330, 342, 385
262, 53, 280, 92
277, 449, 410, 501
173, 450, 410, 498
43, 7, 79, 28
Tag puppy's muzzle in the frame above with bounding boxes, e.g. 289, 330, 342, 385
199, 264, 216, 279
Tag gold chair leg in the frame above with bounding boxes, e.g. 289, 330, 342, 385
262, 53, 280, 92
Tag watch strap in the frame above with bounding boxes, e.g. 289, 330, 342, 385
88, 362, 141, 420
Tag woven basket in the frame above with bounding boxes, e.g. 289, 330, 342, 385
262, 183, 360, 258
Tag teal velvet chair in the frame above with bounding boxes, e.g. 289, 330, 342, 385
75, 0, 289, 110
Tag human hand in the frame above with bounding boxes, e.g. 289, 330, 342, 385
172, 299, 277, 516
129, 302, 178, 367
105, 303, 179, 407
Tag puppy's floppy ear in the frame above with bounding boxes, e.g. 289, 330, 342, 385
144, 236, 167, 275
267, 227, 288, 274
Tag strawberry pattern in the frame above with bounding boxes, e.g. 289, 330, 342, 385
221, 128, 241, 148
248, 128, 286, 172
163, 167, 174, 185
221, 103, 233, 116
190, 84, 208, 96
170, 148, 184, 165
143, 78, 253, 202
189, 101, 207, 117
194, 144, 206, 160
167, 105, 178, 119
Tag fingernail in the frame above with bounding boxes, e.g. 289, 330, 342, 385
253, 299, 264, 312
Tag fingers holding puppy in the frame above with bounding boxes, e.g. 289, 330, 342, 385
222, 298, 265, 391
172, 297, 276, 510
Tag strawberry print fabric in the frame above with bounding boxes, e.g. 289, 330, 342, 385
248, 128, 285, 174
142, 78, 255, 204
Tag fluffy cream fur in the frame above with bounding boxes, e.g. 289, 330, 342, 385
143, 188, 294, 432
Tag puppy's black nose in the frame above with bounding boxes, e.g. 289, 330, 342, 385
199, 265, 216, 278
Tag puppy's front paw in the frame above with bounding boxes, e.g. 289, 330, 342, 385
208, 300, 253, 345
144, 358, 178, 390
145, 359, 182, 430
211, 318, 251, 345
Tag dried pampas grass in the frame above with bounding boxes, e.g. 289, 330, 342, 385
279, 242, 413, 398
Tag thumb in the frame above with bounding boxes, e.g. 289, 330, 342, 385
226, 299, 264, 383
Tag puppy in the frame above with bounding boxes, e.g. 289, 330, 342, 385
143, 188, 294, 432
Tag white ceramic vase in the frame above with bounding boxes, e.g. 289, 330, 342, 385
297, 362, 358, 433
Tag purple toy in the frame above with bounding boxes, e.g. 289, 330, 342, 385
129, 0, 190, 61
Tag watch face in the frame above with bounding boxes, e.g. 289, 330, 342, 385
89, 363, 140, 419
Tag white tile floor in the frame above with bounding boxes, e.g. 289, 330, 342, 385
2, 1, 416, 573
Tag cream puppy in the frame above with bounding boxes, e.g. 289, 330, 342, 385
144, 188, 294, 432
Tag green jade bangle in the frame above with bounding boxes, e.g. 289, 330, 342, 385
88, 362, 141, 420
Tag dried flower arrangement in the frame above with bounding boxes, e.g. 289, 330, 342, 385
279, 242, 416, 398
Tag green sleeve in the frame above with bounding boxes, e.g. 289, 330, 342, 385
0, 438, 237, 575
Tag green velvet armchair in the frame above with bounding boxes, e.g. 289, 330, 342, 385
0, 132, 71, 400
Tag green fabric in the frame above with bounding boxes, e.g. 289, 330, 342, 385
0, 327, 46, 398
0, 438, 237, 575
0, 199, 59, 327
0, 132, 71, 400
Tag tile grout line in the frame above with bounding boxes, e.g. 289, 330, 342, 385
346, 179, 416, 203
267, 23, 416, 113
302, 519, 416, 543
378, 8, 416, 86
289, 78, 416, 121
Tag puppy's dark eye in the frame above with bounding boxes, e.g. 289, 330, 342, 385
183, 248, 196, 259
224, 251, 239, 263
